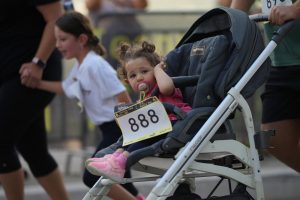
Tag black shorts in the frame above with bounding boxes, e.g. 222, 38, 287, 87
0, 50, 62, 175
261, 66, 300, 123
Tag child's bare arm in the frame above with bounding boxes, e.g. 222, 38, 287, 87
154, 62, 174, 96
37, 80, 64, 94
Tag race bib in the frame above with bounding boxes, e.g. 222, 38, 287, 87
262, 0, 292, 15
115, 97, 172, 146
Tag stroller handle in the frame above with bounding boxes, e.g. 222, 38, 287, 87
273, 19, 299, 44
249, 13, 299, 45
249, 13, 268, 22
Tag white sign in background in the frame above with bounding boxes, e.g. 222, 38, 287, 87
115, 97, 173, 146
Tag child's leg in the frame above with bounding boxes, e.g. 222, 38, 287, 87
86, 135, 164, 180
126, 134, 166, 152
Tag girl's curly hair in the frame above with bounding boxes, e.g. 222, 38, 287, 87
117, 41, 161, 81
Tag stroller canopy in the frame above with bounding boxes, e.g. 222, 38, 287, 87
166, 7, 270, 108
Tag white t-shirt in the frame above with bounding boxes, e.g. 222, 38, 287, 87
62, 51, 126, 125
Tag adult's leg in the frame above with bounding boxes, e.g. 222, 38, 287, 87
261, 67, 300, 172
28, 51, 69, 199
0, 78, 33, 200
36, 168, 69, 200
18, 112, 69, 200
261, 119, 300, 172
0, 49, 64, 200
0, 169, 24, 200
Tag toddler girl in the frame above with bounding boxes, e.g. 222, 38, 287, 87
86, 41, 192, 182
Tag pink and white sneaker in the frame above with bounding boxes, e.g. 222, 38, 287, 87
85, 151, 121, 165
86, 153, 127, 182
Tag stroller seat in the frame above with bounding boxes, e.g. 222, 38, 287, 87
83, 7, 272, 200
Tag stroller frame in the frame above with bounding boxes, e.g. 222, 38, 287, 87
82, 10, 297, 200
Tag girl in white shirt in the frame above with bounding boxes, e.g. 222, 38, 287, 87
34, 11, 143, 200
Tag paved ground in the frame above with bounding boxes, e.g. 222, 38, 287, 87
0, 147, 299, 200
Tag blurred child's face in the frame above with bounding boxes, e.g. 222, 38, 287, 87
125, 57, 156, 93
54, 26, 82, 60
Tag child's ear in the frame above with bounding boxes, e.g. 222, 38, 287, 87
79, 33, 88, 45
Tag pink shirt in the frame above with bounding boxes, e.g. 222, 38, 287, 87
146, 84, 192, 121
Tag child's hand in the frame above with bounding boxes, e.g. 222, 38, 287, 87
155, 61, 167, 71
154, 60, 174, 96
19, 62, 43, 88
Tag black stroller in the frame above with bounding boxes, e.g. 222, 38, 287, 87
82, 7, 297, 200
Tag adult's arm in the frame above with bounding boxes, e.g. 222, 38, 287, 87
34, 2, 64, 62
230, 0, 255, 12
131, 0, 147, 9
85, 0, 101, 12
269, 0, 300, 25
85, 0, 147, 12
19, 1, 63, 88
